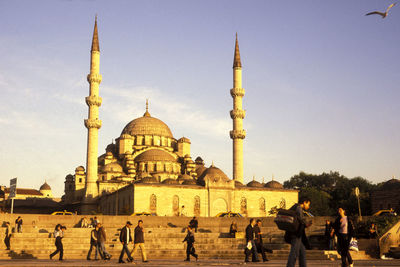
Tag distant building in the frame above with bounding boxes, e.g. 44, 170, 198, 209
371, 178, 400, 213
0, 182, 61, 214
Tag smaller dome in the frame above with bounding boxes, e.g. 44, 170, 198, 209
182, 179, 197, 185
177, 174, 194, 184
264, 180, 283, 189
162, 178, 179, 185
75, 166, 85, 172
195, 156, 204, 165
195, 165, 207, 177
40, 182, 51, 191
140, 176, 159, 184
66, 174, 74, 180
198, 165, 230, 182
102, 162, 123, 173
247, 180, 263, 188
235, 181, 245, 187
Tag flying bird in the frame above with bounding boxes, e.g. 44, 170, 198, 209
366, 3, 397, 18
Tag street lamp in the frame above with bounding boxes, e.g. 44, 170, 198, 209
355, 187, 362, 221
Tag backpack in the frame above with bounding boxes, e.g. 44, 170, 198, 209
274, 207, 300, 233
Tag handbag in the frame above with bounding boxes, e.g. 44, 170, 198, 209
349, 238, 359, 252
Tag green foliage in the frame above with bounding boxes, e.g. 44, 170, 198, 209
284, 171, 377, 216
355, 216, 399, 237
299, 187, 333, 216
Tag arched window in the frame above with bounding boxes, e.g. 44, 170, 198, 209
194, 196, 200, 217
240, 197, 247, 216
259, 198, 266, 216
173, 195, 179, 216
150, 194, 157, 213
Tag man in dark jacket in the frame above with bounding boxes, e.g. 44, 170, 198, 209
245, 218, 259, 262
131, 220, 148, 262
254, 219, 268, 262
286, 197, 312, 267
183, 225, 198, 261
119, 221, 133, 263
97, 223, 112, 260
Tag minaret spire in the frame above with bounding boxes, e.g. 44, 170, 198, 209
233, 33, 241, 68
83, 16, 102, 214
230, 33, 246, 184
91, 15, 100, 52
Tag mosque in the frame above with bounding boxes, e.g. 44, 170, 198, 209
62, 18, 298, 216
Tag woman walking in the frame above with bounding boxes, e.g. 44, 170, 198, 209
331, 208, 354, 267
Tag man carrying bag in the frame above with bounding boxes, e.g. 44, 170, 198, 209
284, 197, 312, 267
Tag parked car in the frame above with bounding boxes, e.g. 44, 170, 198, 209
131, 212, 157, 216
51, 210, 73, 215
215, 212, 243, 218
372, 209, 397, 216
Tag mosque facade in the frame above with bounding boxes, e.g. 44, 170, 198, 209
62, 18, 298, 216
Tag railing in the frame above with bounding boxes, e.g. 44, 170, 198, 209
379, 219, 400, 257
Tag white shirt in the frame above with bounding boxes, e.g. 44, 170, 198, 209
126, 227, 130, 243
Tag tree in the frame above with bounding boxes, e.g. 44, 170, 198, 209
284, 171, 377, 216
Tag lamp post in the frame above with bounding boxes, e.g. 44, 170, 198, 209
355, 187, 362, 221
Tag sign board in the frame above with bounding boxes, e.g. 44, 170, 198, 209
354, 187, 360, 197
9, 178, 17, 198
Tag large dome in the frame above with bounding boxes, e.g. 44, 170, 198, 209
121, 112, 173, 138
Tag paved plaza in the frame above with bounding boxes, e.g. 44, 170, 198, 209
0, 259, 399, 267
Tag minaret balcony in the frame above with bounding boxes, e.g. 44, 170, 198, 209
230, 129, 246, 140
87, 73, 102, 84
85, 96, 103, 107
230, 88, 245, 97
230, 109, 246, 119
84, 118, 102, 129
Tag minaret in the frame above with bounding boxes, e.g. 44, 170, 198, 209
82, 16, 102, 213
230, 33, 246, 184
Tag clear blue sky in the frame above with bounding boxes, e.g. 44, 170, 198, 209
1, 0, 399, 197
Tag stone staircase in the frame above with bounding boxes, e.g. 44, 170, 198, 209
0, 215, 373, 261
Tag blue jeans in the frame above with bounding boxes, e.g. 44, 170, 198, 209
245, 240, 259, 262
87, 243, 101, 260
119, 243, 132, 262
287, 237, 307, 267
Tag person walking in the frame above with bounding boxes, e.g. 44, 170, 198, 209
285, 196, 312, 267
50, 224, 66, 261
98, 223, 112, 260
254, 219, 269, 262
244, 218, 259, 262
189, 217, 198, 233
331, 208, 354, 267
15, 216, 23, 233
87, 223, 101, 260
131, 220, 148, 262
325, 220, 334, 250
4, 222, 11, 250
119, 221, 133, 263
183, 225, 198, 261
